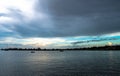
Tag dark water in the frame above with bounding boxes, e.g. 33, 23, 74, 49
0, 51, 120, 76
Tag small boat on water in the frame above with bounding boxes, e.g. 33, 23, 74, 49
31, 51, 35, 53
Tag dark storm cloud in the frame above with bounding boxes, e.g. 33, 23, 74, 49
38, 0, 120, 16
32, 0, 120, 37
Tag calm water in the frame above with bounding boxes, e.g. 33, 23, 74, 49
0, 50, 120, 76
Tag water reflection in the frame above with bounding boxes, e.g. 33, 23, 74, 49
0, 51, 120, 76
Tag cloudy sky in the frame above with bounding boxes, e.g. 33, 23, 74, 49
0, 0, 120, 48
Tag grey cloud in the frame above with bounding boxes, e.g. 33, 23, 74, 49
13, 16, 96, 37
0, 43, 31, 48
0, 13, 6, 17
72, 37, 119, 45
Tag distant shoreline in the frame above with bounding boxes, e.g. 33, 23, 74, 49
1, 45, 120, 51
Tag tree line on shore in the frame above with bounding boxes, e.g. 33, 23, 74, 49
1, 45, 120, 51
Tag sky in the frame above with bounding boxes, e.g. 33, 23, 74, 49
0, 0, 120, 48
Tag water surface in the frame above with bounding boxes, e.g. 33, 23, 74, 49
0, 50, 120, 76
